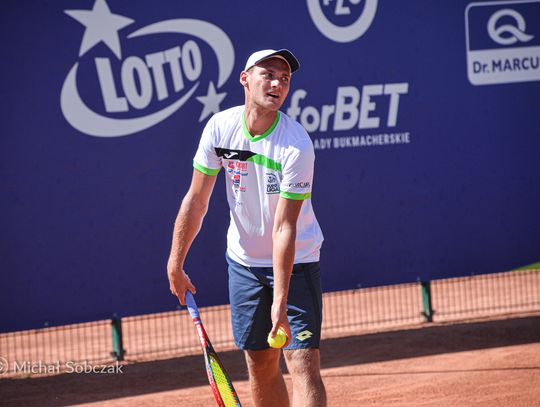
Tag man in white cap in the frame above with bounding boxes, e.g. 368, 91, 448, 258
168, 49, 326, 407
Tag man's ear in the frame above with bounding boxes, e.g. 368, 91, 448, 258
239, 71, 249, 88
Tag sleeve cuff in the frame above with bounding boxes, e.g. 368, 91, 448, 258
279, 191, 312, 200
193, 160, 221, 176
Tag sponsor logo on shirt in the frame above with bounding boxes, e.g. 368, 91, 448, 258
234, 162, 248, 176
230, 161, 248, 193
215, 148, 256, 161
227, 161, 248, 174
224, 152, 239, 159
232, 173, 246, 193
266, 173, 280, 194
288, 181, 311, 189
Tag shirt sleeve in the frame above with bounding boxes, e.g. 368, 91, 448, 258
279, 139, 315, 200
193, 115, 222, 176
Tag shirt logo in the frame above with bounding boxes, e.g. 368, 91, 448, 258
230, 161, 248, 193
266, 173, 280, 194
215, 148, 256, 161
288, 181, 311, 189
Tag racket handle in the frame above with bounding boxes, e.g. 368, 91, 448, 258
185, 291, 200, 320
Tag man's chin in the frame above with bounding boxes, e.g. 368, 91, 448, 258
251, 98, 284, 112
264, 99, 284, 111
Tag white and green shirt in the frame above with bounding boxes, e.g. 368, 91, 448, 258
193, 105, 323, 267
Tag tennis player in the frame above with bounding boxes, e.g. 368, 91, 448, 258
168, 49, 326, 407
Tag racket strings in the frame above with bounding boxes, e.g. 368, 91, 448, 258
209, 355, 241, 407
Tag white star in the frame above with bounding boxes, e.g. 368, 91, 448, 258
196, 82, 227, 122
65, 0, 134, 59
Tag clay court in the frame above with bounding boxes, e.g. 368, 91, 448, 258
2, 271, 540, 406
2, 312, 539, 406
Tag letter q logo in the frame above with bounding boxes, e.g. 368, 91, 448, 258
307, 0, 378, 43
487, 8, 534, 45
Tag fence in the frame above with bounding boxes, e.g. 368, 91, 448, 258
1, 269, 539, 377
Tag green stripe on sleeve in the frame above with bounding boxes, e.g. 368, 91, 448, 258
247, 154, 282, 171
280, 191, 312, 200
193, 160, 221, 176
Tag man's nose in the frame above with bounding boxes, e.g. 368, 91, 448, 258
270, 79, 281, 88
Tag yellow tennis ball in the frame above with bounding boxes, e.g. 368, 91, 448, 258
267, 328, 288, 349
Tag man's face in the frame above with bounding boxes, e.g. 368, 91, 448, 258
242, 58, 291, 111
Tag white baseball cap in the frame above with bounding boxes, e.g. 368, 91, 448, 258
244, 49, 300, 73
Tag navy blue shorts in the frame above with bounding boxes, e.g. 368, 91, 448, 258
227, 254, 322, 350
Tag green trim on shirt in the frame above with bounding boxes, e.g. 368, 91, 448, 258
280, 191, 312, 200
247, 154, 282, 171
242, 111, 280, 142
193, 160, 221, 176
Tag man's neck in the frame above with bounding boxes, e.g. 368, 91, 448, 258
244, 105, 278, 136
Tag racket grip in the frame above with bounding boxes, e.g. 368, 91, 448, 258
185, 291, 200, 320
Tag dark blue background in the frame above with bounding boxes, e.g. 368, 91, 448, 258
1, 0, 539, 332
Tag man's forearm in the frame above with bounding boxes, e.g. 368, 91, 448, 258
168, 195, 208, 268
168, 170, 217, 304
272, 225, 296, 305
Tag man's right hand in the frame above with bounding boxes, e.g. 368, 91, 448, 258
168, 262, 196, 306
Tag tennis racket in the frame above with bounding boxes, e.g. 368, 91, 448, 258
185, 291, 242, 407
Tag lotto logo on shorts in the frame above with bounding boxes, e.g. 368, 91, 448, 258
296, 330, 313, 341
465, 1, 540, 85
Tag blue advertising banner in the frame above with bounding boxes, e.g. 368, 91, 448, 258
1, 0, 539, 332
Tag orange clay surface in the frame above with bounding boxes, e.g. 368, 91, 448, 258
2, 315, 539, 407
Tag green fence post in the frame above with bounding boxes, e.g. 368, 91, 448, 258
420, 281, 434, 322
111, 316, 125, 361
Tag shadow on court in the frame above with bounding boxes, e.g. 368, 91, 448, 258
320, 314, 540, 370
1, 315, 539, 406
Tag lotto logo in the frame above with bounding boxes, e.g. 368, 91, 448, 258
296, 330, 313, 341
60, 0, 234, 137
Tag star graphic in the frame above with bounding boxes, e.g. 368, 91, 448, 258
196, 82, 227, 122
65, 0, 134, 59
